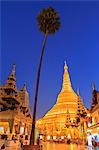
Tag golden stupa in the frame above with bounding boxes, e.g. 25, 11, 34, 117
36, 62, 87, 139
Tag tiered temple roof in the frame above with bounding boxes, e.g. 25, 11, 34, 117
0, 64, 31, 117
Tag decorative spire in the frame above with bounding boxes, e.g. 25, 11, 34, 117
62, 61, 71, 91
92, 81, 95, 91
22, 83, 27, 91
90, 81, 97, 110
5, 64, 17, 90
77, 88, 80, 96
77, 90, 87, 116
11, 64, 16, 76
64, 60, 68, 72
7, 64, 16, 81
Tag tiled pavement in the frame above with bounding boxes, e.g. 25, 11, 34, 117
1, 140, 94, 150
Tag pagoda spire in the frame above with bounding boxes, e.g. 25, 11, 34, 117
92, 81, 95, 91
7, 64, 16, 81
77, 90, 87, 117
5, 64, 17, 90
64, 60, 68, 72
62, 61, 71, 91
90, 81, 97, 110
77, 88, 80, 96
11, 64, 16, 76
22, 83, 27, 91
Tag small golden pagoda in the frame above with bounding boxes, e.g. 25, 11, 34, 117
36, 62, 87, 140
0, 64, 32, 139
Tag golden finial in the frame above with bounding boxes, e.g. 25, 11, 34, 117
64, 60, 67, 66
64, 60, 68, 71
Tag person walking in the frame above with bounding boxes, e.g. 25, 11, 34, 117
19, 136, 23, 148
92, 138, 97, 149
37, 135, 40, 146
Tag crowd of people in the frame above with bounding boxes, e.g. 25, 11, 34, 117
0, 134, 99, 150
36, 134, 99, 150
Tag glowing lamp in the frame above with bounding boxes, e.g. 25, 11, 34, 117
53, 136, 56, 140
47, 135, 50, 140
67, 134, 71, 139
40, 135, 43, 140
61, 136, 64, 139
87, 114, 90, 117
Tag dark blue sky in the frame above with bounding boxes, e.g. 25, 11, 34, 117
1, 1, 99, 119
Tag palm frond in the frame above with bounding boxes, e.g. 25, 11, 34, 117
37, 7, 61, 34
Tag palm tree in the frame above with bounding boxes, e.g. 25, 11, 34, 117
30, 7, 61, 145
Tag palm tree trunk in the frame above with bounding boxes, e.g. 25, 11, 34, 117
30, 31, 48, 145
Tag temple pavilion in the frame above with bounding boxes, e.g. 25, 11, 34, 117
36, 62, 88, 140
0, 64, 32, 139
